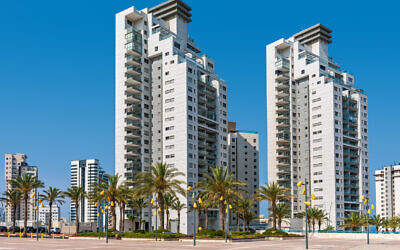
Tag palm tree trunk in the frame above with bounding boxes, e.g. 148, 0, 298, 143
236, 213, 239, 231
318, 221, 321, 231
205, 207, 209, 229
242, 212, 245, 231
12, 205, 16, 234
272, 202, 277, 230
111, 206, 116, 230
166, 210, 170, 231
139, 208, 142, 231
23, 194, 28, 237
48, 201, 53, 235
75, 204, 79, 234
158, 193, 165, 230
278, 218, 281, 230
119, 205, 124, 232
219, 200, 224, 231
177, 211, 180, 234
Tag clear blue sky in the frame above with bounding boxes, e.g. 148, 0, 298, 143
0, 0, 399, 219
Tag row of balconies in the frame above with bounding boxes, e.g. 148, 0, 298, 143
276, 81, 290, 90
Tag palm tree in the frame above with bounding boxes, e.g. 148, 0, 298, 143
388, 216, 399, 232
199, 191, 214, 230
10, 175, 44, 236
135, 162, 186, 230
64, 186, 86, 234
309, 208, 318, 232
275, 202, 291, 230
171, 198, 185, 233
0, 189, 22, 233
197, 166, 245, 230
341, 212, 363, 231
243, 211, 257, 231
164, 193, 175, 231
39, 187, 65, 235
256, 182, 291, 230
237, 199, 254, 231
90, 174, 120, 230
371, 214, 384, 232
130, 195, 149, 231
116, 184, 130, 232
314, 209, 328, 231
383, 218, 390, 231
127, 213, 136, 231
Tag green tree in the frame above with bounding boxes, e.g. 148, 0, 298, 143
164, 193, 175, 231
127, 213, 136, 231
130, 195, 149, 231
256, 182, 291, 230
90, 174, 121, 230
64, 186, 86, 234
371, 214, 384, 232
197, 166, 245, 230
39, 187, 65, 235
171, 198, 185, 233
341, 212, 363, 231
116, 184, 130, 232
135, 162, 186, 230
0, 189, 22, 233
10, 175, 44, 236
198, 191, 214, 230
314, 209, 328, 231
275, 202, 291, 230
388, 216, 399, 232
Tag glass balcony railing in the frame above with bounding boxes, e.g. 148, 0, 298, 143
275, 58, 290, 70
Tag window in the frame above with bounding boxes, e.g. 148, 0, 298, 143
165, 135, 175, 140
165, 88, 174, 94
312, 98, 321, 103
166, 154, 175, 158
165, 98, 174, 103
155, 46, 158, 51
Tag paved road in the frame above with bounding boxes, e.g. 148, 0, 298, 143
1, 237, 400, 249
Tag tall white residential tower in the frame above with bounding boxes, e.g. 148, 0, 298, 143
70, 159, 106, 223
266, 24, 369, 228
374, 163, 400, 219
228, 122, 259, 217
115, 0, 228, 233
4, 154, 38, 224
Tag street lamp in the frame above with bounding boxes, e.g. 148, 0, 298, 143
297, 179, 316, 250
360, 195, 374, 245
188, 185, 201, 247
224, 199, 232, 243
99, 189, 110, 244
151, 197, 159, 241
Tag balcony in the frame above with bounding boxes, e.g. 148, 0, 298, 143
276, 120, 290, 128
275, 72, 290, 82
276, 98, 289, 106
126, 65, 141, 76
125, 55, 141, 67
198, 86, 216, 99
198, 110, 216, 121
125, 150, 141, 158
275, 58, 290, 72
125, 42, 142, 57
125, 75, 141, 86
198, 131, 217, 142
126, 85, 141, 95
126, 139, 141, 148
126, 110, 141, 120
276, 81, 289, 90
276, 114, 289, 121
276, 106, 290, 114
125, 94, 141, 104
276, 89, 290, 98
125, 130, 141, 139
276, 145, 290, 151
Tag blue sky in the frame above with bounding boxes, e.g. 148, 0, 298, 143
0, 0, 399, 219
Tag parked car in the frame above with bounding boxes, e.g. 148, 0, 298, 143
8, 226, 20, 232
26, 226, 35, 233
50, 227, 61, 234
38, 227, 47, 233
0, 226, 7, 232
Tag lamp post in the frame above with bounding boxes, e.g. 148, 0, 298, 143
224, 201, 231, 243
188, 185, 200, 247
99, 189, 109, 244
361, 195, 374, 245
297, 179, 316, 250
33, 190, 39, 241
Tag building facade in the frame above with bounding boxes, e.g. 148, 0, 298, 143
38, 204, 60, 225
266, 24, 369, 228
228, 122, 259, 217
70, 159, 106, 223
374, 164, 400, 219
4, 154, 38, 224
115, 0, 228, 233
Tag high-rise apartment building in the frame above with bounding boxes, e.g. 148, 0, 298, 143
4, 154, 38, 224
266, 24, 369, 228
374, 163, 400, 219
228, 122, 259, 216
70, 159, 106, 223
38, 204, 60, 225
115, 0, 228, 233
